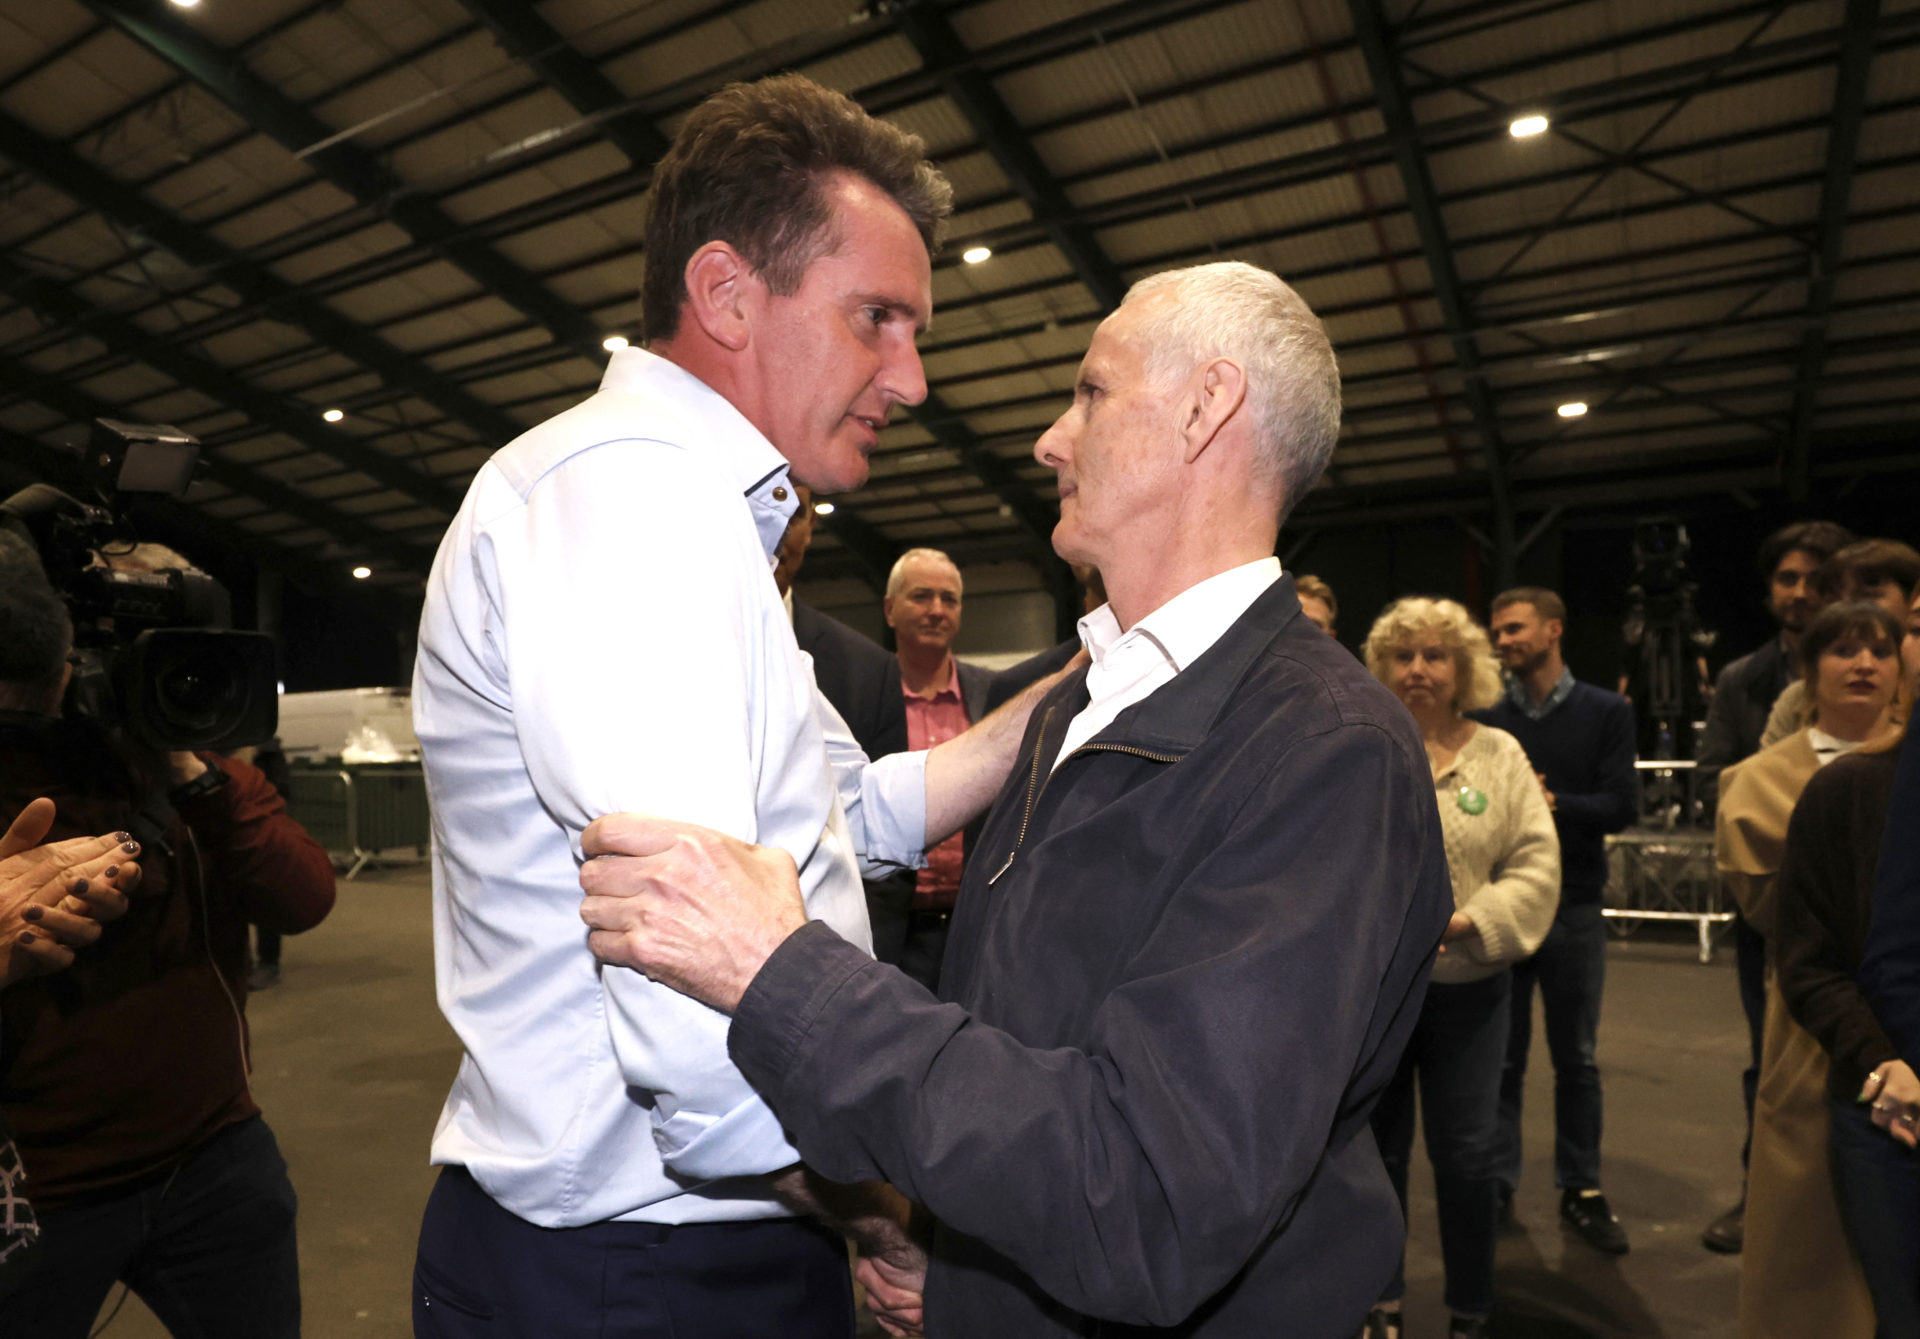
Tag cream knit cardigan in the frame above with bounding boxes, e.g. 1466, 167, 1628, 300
1427, 721, 1562, 985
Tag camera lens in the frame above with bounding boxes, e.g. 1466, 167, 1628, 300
154, 647, 240, 732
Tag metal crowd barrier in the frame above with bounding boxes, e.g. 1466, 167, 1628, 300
287, 763, 430, 880
1604, 823, 1732, 964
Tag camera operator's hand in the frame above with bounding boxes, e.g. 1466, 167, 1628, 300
168, 751, 208, 786
2, 798, 143, 987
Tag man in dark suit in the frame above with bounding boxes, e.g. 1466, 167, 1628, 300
774, 486, 918, 966
884, 548, 992, 990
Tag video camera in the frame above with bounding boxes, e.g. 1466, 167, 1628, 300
0, 419, 278, 751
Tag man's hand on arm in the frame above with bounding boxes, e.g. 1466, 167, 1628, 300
770, 1166, 927, 1336
1, 798, 143, 986
921, 650, 1086, 845
579, 815, 807, 1014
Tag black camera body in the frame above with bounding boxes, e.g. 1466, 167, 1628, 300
0, 420, 278, 752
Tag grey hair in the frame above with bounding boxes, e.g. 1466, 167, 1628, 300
885, 547, 962, 600
1122, 261, 1342, 519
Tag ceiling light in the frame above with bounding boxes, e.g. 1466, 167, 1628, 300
1557, 401, 1589, 418
602, 334, 629, 352
321, 408, 344, 423
812, 501, 836, 516
962, 245, 992, 264
169, 0, 200, 7
351, 565, 372, 579
1510, 114, 1549, 138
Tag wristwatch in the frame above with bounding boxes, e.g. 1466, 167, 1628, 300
169, 762, 230, 806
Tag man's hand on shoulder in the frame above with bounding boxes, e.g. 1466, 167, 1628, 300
579, 814, 807, 1013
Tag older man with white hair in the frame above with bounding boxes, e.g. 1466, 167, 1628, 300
576, 261, 1453, 1337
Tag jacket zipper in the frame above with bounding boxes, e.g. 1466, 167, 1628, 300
986, 718, 1182, 886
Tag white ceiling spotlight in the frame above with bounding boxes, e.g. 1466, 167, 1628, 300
168, 0, 200, 8
812, 501, 836, 516
321, 408, 344, 423
1557, 401, 1590, 418
351, 565, 372, 580
1509, 114, 1550, 138
602, 334, 629, 352
962, 245, 992, 264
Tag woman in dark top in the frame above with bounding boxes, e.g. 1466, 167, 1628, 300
1860, 588, 1920, 1116
1774, 599, 1919, 1337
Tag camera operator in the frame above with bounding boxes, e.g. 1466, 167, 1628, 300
0, 534, 336, 1339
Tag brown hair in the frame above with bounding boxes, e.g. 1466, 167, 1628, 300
641, 74, 952, 343
1815, 538, 1920, 604
1799, 601, 1905, 730
1490, 585, 1566, 624
1294, 574, 1337, 618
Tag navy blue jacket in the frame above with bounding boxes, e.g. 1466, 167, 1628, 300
1476, 678, 1638, 901
730, 577, 1451, 1337
1860, 725, 1920, 1069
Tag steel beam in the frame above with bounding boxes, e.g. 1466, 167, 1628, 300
454, 0, 670, 168
0, 349, 437, 578
0, 107, 524, 457
818, 504, 900, 596
1785, 0, 1881, 501
1, 254, 462, 521
0, 425, 420, 626
893, 1, 1128, 310
84, 0, 608, 363
1347, 0, 1517, 584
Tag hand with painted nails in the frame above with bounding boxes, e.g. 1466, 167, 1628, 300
1, 797, 144, 988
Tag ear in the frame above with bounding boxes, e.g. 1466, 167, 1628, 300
680, 241, 759, 352
1178, 357, 1249, 464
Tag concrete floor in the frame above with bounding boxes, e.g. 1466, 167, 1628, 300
92, 866, 1748, 1338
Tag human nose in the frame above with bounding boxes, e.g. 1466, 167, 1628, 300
877, 334, 928, 409
1035, 413, 1071, 468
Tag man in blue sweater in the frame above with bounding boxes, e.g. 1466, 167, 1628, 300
1478, 587, 1639, 1255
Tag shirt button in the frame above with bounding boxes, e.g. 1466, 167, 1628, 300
772, 486, 788, 502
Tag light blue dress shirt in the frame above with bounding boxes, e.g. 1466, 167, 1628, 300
414, 347, 926, 1228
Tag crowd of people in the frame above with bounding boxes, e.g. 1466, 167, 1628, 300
0, 67, 1912, 1339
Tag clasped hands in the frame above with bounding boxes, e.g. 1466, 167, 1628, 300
1861, 1061, 1920, 1149
2, 797, 145, 988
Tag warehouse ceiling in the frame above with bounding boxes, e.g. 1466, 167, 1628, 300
1, 0, 1916, 610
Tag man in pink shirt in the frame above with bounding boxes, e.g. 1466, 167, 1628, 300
885, 548, 993, 989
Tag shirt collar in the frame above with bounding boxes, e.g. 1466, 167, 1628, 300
1077, 557, 1282, 676
1506, 665, 1576, 720
600, 346, 797, 557
903, 656, 962, 703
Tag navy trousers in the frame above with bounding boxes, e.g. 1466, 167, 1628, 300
0, 1115, 300, 1339
1497, 901, 1608, 1192
1829, 1098, 1920, 1339
413, 1165, 855, 1338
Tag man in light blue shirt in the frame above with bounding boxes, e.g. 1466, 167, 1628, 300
411, 74, 1053, 1337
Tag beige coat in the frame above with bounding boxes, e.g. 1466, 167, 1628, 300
1427, 722, 1561, 985
1718, 731, 1875, 1339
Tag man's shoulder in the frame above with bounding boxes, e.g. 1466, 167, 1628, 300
1567, 677, 1633, 717
482, 386, 711, 501
793, 601, 889, 667
1237, 622, 1421, 756
1715, 640, 1779, 690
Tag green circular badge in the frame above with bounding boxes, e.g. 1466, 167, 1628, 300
1456, 785, 1488, 815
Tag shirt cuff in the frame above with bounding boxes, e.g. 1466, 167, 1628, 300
650, 1092, 800, 1182
730, 921, 875, 1096
857, 750, 929, 872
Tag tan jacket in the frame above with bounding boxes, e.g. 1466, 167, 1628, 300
1715, 730, 1821, 939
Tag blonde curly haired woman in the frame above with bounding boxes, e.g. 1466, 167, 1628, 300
1361, 597, 1561, 1339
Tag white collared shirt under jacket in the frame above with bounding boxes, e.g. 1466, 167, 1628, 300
414, 346, 926, 1228
1056, 557, 1283, 767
